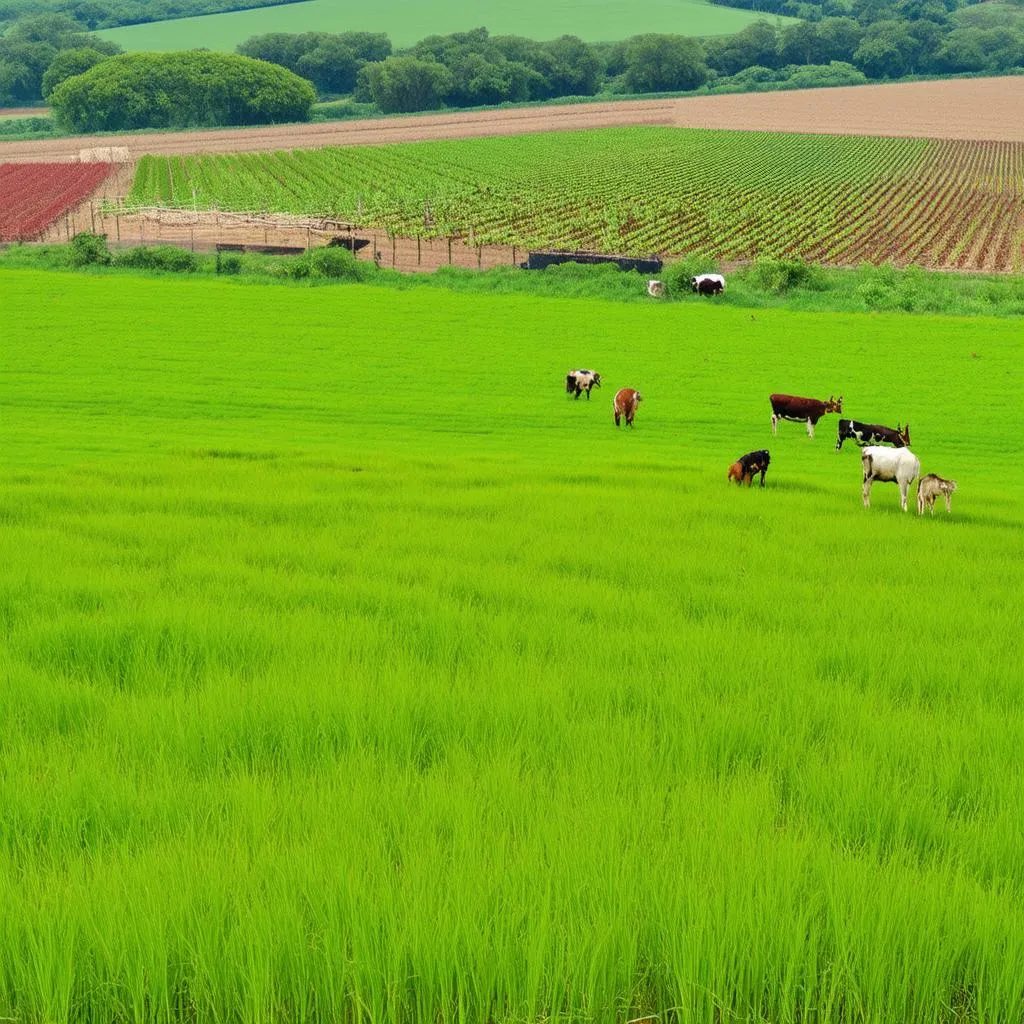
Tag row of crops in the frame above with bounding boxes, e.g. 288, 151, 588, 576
126, 128, 1024, 271
0, 163, 114, 241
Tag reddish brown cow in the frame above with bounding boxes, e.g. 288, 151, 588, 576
769, 393, 843, 438
613, 388, 643, 427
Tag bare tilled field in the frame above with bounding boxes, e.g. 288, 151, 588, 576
3, 77, 1024, 163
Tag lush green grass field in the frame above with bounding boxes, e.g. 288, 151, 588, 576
95, 0, 778, 52
2, 267, 1023, 1024
126, 127, 1024, 270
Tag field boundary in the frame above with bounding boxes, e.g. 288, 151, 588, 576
3, 77, 1024, 164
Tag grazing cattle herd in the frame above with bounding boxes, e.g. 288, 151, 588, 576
564, 372, 957, 514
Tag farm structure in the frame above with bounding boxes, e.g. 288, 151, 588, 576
0, 163, 117, 241
124, 127, 1024, 272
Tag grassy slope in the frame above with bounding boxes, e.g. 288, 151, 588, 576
94, 0, 785, 52
2, 268, 1023, 1023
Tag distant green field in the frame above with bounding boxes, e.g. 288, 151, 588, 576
2, 266, 1023, 1024
95, 0, 786, 52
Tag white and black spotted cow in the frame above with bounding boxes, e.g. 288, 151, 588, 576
837, 419, 910, 452
566, 369, 602, 400
691, 273, 725, 296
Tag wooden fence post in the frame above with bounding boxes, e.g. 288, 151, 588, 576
477, 245, 482, 269
89, 202, 96, 234
448, 237, 453, 265
417, 236, 421, 266
392, 234, 396, 268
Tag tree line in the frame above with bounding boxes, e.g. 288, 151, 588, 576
237, 11, 1024, 114
5, 0, 1023, 127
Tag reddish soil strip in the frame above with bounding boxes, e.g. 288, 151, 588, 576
0, 107, 51, 118
3, 77, 1024, 163
0, 162, 116, 240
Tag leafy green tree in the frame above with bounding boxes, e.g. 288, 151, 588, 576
237, 30, 390, 95
295, 38, 358, 94
356, 55, 452, 113
852, 33, 907, 75
623, 34, 708, 92
41, 46, 107, 98
816, 17, 863, 62
778, 21, 825, 64
533, 35, 602, 96
50, 51, 315, 131
705, 20, 780, 74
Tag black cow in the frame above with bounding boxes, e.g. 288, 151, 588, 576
836, 420, 910, 452
728, 449, 771, 487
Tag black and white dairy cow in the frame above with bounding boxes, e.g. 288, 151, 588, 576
861, 445, 921, 512
692, 273, 725, 296
836, 419, 910, 451
565, 369, 602, 400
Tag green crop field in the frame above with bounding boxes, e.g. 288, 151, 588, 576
94, 0, 780, 53
127, 127, 1024, 272
2, 267, 1023, 1024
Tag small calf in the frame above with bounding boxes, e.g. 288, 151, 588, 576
728, 449, 771, 487
917, 474, 957, 515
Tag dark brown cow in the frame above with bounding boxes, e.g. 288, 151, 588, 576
769, 393, 843, 438
613, 388, 642, 427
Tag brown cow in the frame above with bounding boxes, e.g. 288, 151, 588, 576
769, 393, 843, 438
613, 388, 642, 427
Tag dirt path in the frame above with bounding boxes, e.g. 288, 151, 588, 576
4, 77, 1024, 163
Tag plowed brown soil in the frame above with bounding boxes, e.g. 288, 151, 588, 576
3, 77, 1024, 163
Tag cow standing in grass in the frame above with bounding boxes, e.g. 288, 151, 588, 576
566, 370, 601, 400
692, 274, 726, 296
861, 446, 921, 511
770, 394, 843, 438
613, 388, 642, 427
836, 419, 910, 451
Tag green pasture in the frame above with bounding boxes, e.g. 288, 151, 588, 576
1, 267, 1023, 1023
94, 0, 779, 53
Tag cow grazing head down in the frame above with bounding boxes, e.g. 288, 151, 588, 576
613, 388, 642, 427
917, 474, 957, 515
566, 369, 601, 400
729, 449, 771, 487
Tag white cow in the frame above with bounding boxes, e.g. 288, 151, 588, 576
861, 446, 921, 512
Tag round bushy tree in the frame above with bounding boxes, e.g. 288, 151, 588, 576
50, 51, 315, 131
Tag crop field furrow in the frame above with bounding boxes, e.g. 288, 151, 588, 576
126, 128, 1024, 270
0, 162, 115, 240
